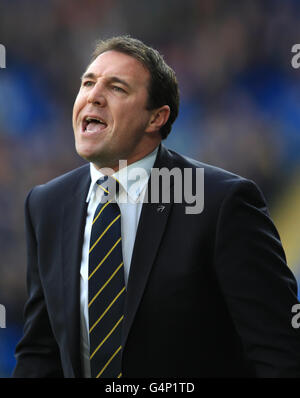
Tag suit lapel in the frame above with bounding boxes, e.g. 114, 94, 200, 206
122, 144, 175, 348
61, 165, 90, 377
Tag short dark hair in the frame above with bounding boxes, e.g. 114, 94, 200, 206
90, 35, 179, 139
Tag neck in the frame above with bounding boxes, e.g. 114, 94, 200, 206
92, 142, 161, 174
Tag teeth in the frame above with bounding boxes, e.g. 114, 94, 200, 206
85, 116, 105, 124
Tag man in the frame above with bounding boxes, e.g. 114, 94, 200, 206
13, 36, 300, 378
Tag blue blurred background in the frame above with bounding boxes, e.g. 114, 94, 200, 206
0, 0, 300, 377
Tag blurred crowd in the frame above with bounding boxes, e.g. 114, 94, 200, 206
0, 0, 300, 376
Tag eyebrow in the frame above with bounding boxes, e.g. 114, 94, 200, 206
81, 72, 131, 89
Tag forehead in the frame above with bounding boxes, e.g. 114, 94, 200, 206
85, 50, 150, 86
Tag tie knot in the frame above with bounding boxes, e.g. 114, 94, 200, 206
96, 176, 119, 199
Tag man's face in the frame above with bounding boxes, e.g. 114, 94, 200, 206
73, 50, 159, 170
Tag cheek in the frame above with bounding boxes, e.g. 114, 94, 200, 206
115, 103, 148, 127
72, 94, 84, 125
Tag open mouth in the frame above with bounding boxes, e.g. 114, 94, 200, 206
82, 116, 107, 133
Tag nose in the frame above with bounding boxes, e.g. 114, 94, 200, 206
87, 81, 107, 107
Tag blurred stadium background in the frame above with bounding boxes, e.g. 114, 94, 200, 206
0, 0, 300, 377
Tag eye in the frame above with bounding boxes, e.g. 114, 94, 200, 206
82, 80, 94, 87
112, 85, 126, 93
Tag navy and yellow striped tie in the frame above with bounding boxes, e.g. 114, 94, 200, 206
88, 176, 125, 378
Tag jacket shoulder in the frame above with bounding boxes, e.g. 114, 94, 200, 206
27, 163, 90, 208
166, 147, 248, 184
165, 146, 264, 204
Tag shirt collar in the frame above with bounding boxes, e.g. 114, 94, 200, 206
86, 146, 159, 203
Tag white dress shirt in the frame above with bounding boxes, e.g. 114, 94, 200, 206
79, 147, 158, 377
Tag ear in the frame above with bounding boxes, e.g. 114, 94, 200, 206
145, 105, 170, 133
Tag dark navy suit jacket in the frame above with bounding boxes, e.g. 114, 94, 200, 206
13, 144, 300, 377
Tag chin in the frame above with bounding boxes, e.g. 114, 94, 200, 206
76, 144, 98, 162
76, 148, 110, 169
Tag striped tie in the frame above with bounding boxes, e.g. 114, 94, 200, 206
88, 176, 125, 378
